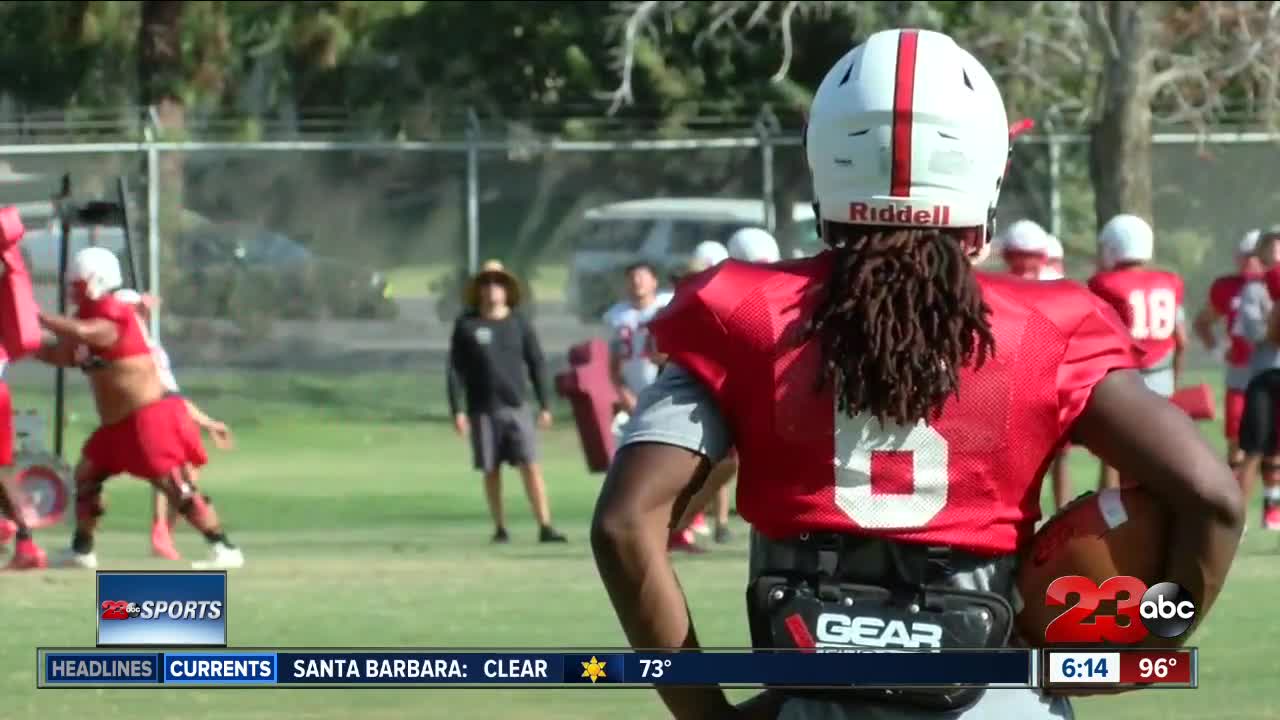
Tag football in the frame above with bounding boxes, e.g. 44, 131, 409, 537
1014, 487, 1171, 646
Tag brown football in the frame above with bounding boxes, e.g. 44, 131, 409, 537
1015, 487, 1171, 647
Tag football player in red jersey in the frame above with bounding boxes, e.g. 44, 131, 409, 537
1193, 230, 1277, 522
591, 28, 1242, 720
996, 220, 1073, 511
1087, 214, 1188, 491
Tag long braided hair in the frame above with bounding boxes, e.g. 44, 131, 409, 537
804, 224, 997, 426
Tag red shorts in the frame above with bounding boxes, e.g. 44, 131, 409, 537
83, 394, 207, 479
1225, 388, 1245, 441
0, 381, 12, 466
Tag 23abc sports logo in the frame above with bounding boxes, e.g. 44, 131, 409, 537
100, 599, 224, 622
1045, 576, 1197, 644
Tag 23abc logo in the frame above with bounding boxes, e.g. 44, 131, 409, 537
1044, 576, 1197, 644
100, 600, 142, 620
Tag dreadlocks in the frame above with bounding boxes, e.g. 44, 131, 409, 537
805, 226, 997, 426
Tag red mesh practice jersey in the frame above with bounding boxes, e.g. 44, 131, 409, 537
1208, 273, 1259, 368
1087, 268, 1184, 368
76, 294, 152, 361
649, 254, 1142, 556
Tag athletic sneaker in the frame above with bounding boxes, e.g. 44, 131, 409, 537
0, 517, 16, 545
192, 543, 243, 570
668, 528, 706, 554
539, 526, 568, 543
492, 527, 510, 544
6, 539, 47, 570
55, 549, 98, 569
1263, 503, 1280, 531
690, 513, 711, 537
151, 522, 181, 560
714, 525, 732, 544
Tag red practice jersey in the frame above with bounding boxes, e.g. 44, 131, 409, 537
649, 255, 1142, 556
1208, 273, 1259, 368
75, 294, 152, 361
1087, 267, 1184, 369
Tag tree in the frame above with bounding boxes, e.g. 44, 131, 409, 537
602, 0, 1280, 234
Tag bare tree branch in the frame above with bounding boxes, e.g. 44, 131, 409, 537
599, 0, 670, 116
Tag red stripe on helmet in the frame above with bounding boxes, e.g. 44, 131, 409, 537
890, 30, 920, 198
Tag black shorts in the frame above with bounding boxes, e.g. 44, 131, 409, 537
1239, 369, 1280, 457
469, 405, 538, 473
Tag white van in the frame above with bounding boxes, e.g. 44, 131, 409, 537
566, 197, 820, 323
12, 201, 128, 281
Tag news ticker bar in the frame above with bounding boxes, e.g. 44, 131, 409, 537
36, 648, 1197, 690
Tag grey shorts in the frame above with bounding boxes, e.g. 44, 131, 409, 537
469, 405, 538, 472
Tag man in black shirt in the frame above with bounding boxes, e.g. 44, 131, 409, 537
447, 260, 567, 544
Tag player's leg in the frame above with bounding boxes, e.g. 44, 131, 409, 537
58, 457, 111, 569
472, 412, 508, 542
150, 488, 180, 560
505, 406, 566, 543
153, 464, 242, 569
707, 454, 738, 543
0, 382, 46, 569
1236, 371, 1280, 527
0, 471, 46, 570
1262, 454, 1280, 530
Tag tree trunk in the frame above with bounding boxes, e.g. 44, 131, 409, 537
1087, 2, 1154, 232
138, 0, 187, 292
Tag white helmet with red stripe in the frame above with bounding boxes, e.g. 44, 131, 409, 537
1098, 214, 1154, 270
805, 28, 1011, 258
73, 247, 123, 301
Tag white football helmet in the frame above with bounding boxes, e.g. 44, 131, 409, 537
1039, 233, 1065, 279
999, 219, 1050, 255
806, 28, 1010, 256
1098, 214, 1154, 269
727, 227, 781, 263
692, 240, 730, 269
1240, 228, 1261, 256
73, 247, 123, 300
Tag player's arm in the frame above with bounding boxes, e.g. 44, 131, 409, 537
1172, 305, 1187, 385
38, 311, 118, 348
1072, 371, 1243, 645
591, 365, 738, 719
33, 332, 80, 367
183, 398, 233, 449
1192, 304, 1221, 350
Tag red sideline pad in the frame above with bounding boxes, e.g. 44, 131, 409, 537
0, 207, 41, 360
1170, 384, 1215, 421
555, 339, 620, 474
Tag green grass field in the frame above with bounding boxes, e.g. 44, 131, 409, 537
3, 368, 1279, 720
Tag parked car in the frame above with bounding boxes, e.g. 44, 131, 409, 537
565, 197, 819, 323
165, 224, 397, 321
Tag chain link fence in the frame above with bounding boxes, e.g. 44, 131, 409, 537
1, 129, 1276, 410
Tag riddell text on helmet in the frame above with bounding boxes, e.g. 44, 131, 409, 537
1044, 576, 1197, 644
849, 202, 953, 226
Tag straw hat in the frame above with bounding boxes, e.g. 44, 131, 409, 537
463, 260, 522, 308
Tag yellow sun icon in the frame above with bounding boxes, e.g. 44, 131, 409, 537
581, 656, 608, 683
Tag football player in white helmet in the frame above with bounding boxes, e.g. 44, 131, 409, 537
727, 227, 781, 263
998, 219, 1050, 279
36, 248, 244, 570
593, 28, 1239, 720
1088, 214, 1188, 492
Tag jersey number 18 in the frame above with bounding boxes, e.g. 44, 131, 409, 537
1126, 288, 1178, 341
